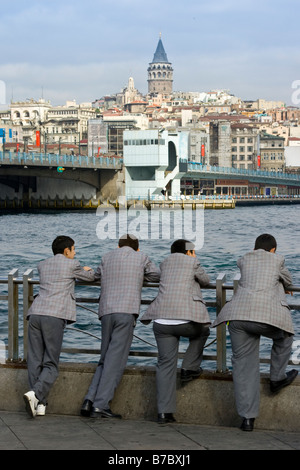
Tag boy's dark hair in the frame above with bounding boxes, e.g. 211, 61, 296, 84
171, 239, 195, 254
254, 233, 277, 252
118, 233, 139, 251
52, 236, 75, 255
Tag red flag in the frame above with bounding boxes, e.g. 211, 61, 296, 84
36, 131, 40, 147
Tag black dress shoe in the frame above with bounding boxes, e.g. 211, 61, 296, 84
80, 399, 93, 417
270, 369, 298, 393
181, 368, 202, 383
157, 413, 176, 424
240, 417, 255, 431
90, 407, 122, 419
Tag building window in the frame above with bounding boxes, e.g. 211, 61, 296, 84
125, 138, 161, 146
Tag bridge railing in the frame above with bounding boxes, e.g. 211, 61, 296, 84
1, 269, 299, 372
185, 162, 300, 182
0, 151, 123, 169
126, 194, 300, 202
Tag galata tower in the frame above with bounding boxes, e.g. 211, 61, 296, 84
147, 34, 173, 96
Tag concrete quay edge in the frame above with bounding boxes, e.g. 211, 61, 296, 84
0, 362, 299, 433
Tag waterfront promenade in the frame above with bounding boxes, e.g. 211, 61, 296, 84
1, 410, 299, 451
1, 268, 299, 451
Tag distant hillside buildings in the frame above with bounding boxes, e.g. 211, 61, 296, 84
1, 35, 300, 174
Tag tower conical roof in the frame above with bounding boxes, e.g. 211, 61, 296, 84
151, 37, 170, 64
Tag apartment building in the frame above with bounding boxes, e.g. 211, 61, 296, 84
259, 132, 285, 172
231, 124, 259, 170
9, 98, 52, 149
270, 106, 300, 123
45, 101, 95, 144
209, 121, 232, 167
1, 98, 95, 153
88, 114, 148, 157
10, 98, 51, 124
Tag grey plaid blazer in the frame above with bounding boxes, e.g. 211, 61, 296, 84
140, 253, 211, 324
28, 254, 95, 323
94, 246, 160, 318
213, 249, 294, 334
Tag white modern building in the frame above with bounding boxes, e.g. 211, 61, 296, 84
285, 146, 300, 168
123, 129, 189, 199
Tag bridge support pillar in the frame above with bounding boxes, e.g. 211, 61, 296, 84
97, 168, 125, 201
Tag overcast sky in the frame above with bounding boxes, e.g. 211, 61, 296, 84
1, 0, 299, 106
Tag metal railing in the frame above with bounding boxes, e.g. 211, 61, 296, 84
0, 151, 123, 169
1, 269, 299, 372
127, 194, 300, 202
185, 162, 300, 184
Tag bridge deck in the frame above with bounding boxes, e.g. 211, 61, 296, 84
184, 162, 300, 186
0, 151, 123, 170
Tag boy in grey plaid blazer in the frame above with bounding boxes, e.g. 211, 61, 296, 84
213, 233, 298, 431
141, 239, 211, 425
80, 234, 160, 419
24, 236, 95, 418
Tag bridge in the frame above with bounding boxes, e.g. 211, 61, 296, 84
0, 150, 123, 170
182, 160, 300, 187
0, 151, 124, 205
1, 151, 300, 207
1, 151, 299, 187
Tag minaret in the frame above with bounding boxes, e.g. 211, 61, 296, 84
147, 33, 173, 96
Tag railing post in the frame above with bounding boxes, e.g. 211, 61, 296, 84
23, 269, 34, 361
7, 269, 19, 362
233, 272, 241, 293
215, 273, 227, 372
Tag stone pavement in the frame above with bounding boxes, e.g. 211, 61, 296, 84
0, 410, 299, 452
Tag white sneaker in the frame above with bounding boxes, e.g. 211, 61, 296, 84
36, 404, 46, 416
23, 391, 39, 418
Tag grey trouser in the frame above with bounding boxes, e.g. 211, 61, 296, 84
153, 321, 210, 414
85, 313, 135, 410
27, 315, 66, 405
228, 320, 293, 419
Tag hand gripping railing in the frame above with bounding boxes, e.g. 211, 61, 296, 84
1, 270, 299, 372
